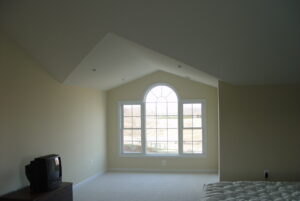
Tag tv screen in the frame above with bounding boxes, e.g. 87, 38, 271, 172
26, 154, 62, 192
47, 157, 61, 179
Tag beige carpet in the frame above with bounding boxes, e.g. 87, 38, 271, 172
74, 172, 218, 201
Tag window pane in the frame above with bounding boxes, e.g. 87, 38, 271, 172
162, 86, 173, 98
146, 129, 156, 141
132, 117, 141, 128
193, 129, 202, 141
133, 130, 141, 141
157, 97, 167, 103
146, 92, 157, 102
124, 117, 132, 128
168, 129, 178, 141
168, 141, 178, 154
133, 141, 142, 147
183, 142, 193, 153
193, 104, 202, 115
183, 104, 192, 115
132, 105, 141, 116
151, 86, 162, 97
157, 116, 167, 128
167, 92, 178, 102
147, 142, 157, 153
157, 129, 168, 141
123, 105, 132, 116
123, 129, 132, 141
146, 116, 156, 128
123, 141, 142, 153
157, 102, 167, 115
183, 129, 193, 141
168, 103, 178, 115
193, 116, 202, 127
183, 116, 193, 127
157, 142, 168, 153
167, 116, 178, 128
146, 103, 156, 115
193, 142, 202, 153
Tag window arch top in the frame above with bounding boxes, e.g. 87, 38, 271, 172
145, 85, 178, 103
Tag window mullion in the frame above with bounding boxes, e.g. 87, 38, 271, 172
166, 101, 168, 153
155, 102, 157, 153
141, 102, 146, 155
178, 101, 183, 155
191, 104, 194, 152
120, 104, 124, 154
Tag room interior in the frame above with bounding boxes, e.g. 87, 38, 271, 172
0, 0, 300, 200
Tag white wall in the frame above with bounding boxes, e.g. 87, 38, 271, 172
0, 32, 107, 195
107, 71, 218, 172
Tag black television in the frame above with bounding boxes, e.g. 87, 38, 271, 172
25, 154, 62, 192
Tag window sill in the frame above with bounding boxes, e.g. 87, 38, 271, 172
119, 153, 206, 158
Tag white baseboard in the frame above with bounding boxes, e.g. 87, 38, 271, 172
73, 171, 106, 189
108, 168, 218, 174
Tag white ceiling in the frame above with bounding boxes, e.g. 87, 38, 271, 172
65, 33, 218, 90
1, 0, 300, 88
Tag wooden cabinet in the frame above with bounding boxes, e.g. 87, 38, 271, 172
0, 182, 72, 201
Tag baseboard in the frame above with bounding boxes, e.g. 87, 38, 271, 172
73, 171, 106, 189
108, 168, 218, 174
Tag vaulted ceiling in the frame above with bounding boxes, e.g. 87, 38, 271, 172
1, 0, 300, 90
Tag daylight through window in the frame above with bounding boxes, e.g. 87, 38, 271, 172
120, 84, 205, 156
145, 85, 178, 154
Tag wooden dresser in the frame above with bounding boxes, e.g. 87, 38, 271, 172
0, 182, 72, 201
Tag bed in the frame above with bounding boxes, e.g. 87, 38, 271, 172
202, 181, 300, 201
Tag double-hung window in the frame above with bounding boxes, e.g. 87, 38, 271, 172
182, 102, 203, 154
120, 84, 205, 157
121, 104, 142, 153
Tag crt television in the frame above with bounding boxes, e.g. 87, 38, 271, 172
25, 154, 62, 192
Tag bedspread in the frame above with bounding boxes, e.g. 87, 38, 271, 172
202, 181, 300, 201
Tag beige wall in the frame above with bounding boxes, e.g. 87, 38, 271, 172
219, 81, 300, 181
107, 71, 218, 171
0, 32, 106, 195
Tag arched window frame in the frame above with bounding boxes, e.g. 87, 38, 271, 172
119, 83, 207, 157
144, 83, 180, 155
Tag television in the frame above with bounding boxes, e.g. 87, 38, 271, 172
25, 154, 62, 192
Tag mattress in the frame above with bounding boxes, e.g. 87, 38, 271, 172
202, 181, 300, 201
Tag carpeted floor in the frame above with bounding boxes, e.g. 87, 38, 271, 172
74, 172, 218, 201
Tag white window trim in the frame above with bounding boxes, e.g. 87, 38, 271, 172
118, 89, 207, 158
181, 99, 207, 158
118, 101, 144, 157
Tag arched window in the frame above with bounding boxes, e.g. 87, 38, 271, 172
145, 85, 178, 154
119, 83, 205, 156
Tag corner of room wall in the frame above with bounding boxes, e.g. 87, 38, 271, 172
219, 81, 300, 181
0, 32, 107, 195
